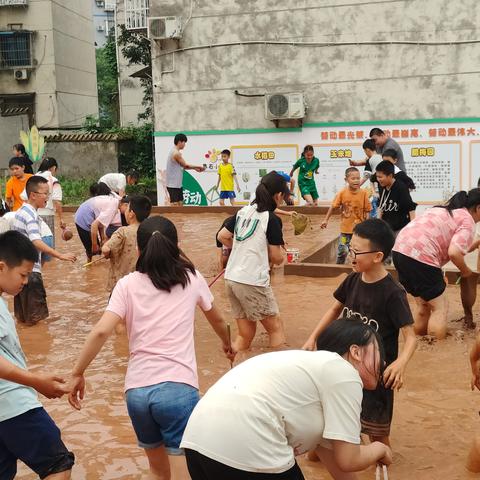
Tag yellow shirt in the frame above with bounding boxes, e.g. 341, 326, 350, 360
218, 163, 235, 191
332, 187, 372, 234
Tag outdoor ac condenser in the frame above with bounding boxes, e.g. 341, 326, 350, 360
14, 69, 28, 81
265, 93, 306, 120
148, 16, 182, 40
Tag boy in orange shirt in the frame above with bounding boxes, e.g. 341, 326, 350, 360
5, 157, 32, 211
321, 167, 371, 264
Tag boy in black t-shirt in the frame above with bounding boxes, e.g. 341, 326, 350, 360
375, 160, 417, 234
303, 219, 417, 446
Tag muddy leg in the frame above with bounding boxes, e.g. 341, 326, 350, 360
427, 293, 448, 339
413, 296, 431, 336
232, 318, 256, 351
461, 273, 478, 329
260, 315, 286, 348
144, 445, 171, 479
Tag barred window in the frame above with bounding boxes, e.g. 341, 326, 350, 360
125, 0, 149, 30
0, 31, 33, 69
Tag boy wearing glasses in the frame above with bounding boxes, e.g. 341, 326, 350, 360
321, 167, 371, 264
303, 219, 416, 449
12, 176, 76, 325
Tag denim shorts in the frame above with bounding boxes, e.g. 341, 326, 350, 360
126, 381, 199, 455
41, 235, 54, 262
0, 407, 74, 480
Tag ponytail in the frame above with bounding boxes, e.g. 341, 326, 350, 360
136, 216, 196, 291
252, 171, 289, 212
436, 188, 480, 216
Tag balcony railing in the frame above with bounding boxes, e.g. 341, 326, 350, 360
0, 0, 28, 6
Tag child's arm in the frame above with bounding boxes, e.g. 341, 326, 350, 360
275, 208, 294, 217
302, 300, 344, 350
216, 172, 221, 190
409, 210, 416, 221
0, 356, 69, 399
202, 304, 236, 361
471, 333, 480, 391
268, 244, 284, 266
321, 205, 335, 229
102, 229, 125, 259
468, 238, 480, 253
68, 311, 122, 410
5, 181, 13, 209
217, 227, 233, 248
32, 239, 76, 262
234, 173, 241, 192
383, 325, 417, 390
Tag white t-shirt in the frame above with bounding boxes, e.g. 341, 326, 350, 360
364, 154, 400, 178
181, 350, 362, 474
0, 212, 16, 234
99, 173, 127, 193
19, 170, 62, 216
224, 205, 284, 287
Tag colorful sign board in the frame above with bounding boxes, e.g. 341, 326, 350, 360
155, 120, 479, 206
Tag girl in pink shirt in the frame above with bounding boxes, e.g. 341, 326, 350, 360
392, 189, 480, 339
68, 215, 235, 480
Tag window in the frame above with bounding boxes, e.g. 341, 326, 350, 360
125, 0, 149, 30
0, 31, 33, 69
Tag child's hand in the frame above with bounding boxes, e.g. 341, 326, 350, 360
320, 221, 328, 229
302, 337, 317, 351
59, 253, 77, 263
68, 374, 86, 410
32, 373, 70, 399
223, 343, 236, 362
383, 359, 406, 390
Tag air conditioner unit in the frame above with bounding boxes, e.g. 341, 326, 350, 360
148, 16, 182, 40
97, 24, 105, 31
14, 69, 28, 81
265, 93, 306, 120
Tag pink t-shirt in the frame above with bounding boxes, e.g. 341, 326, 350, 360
106, 270, 213, 392
393, 207, 475, 268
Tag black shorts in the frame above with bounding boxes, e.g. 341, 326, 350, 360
0, 407, 74, 480
361, 383, 394, 438
14, 272, 48, 325
76, 224, 93, 257
185, 449, 305, 480
167, 187, 184, 203
392, 251, 446, 301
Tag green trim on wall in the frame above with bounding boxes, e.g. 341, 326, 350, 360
153, 127, 302, 137
153, 118, 480, 137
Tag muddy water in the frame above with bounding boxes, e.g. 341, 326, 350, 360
12, 212, 480, 479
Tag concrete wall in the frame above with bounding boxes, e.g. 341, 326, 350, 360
44, 140, 119, 177
150, 0, 480, 132
115, 0, 148, 126
0, 114, 29, 166
0, 0, 98, 129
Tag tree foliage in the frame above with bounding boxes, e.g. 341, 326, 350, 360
95, 34, 119, 128
117, 24, 153, 121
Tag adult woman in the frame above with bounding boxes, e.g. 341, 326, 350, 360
181, 319, 392, 480
13, 143, 34, 174
217, 171, 288, 351
69, 216, 234, 480
36, 157, 65, 246
289, 145, 320, 206
392, 189, 480, 339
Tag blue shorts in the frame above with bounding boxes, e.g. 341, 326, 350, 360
0, 407, 74, 480
219, 191, 236, 199
126, 381, 199, 455
41, 235, 53, 262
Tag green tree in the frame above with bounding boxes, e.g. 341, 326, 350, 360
95, 34, 119, 128
117, 24, 152, 121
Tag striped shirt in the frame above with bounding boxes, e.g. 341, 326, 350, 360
13, 203, 42, 273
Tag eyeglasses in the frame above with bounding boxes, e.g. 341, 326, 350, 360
32, 191, 48, 196
347, 246, 379, 259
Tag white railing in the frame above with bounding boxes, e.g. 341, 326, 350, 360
125, 0, 149, 30
104, 2, 115, 12
0, 0, 28, 6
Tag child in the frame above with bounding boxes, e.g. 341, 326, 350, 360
303, 219, 417, 446
0, 200, 14, 234
382, 149, 416, 190
98, 171, 139, 197
290, 145, 320, 206
217, 171, 288, 350
74, 183, 121, 262
0, 230, 74, 479
321, 167, 371, 264
5, 157, 32, 211
12, 176, 76, 325
375, 160, 416, 235
102, 195, 152, 293
12, 143, 34, 174
216, 149, 240, 206
216, 215, 235, 270
68, 215, 234, 480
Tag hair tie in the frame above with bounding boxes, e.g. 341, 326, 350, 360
152, 230, 160, 237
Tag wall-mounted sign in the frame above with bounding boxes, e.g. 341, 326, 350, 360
0, 0, 28, 6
